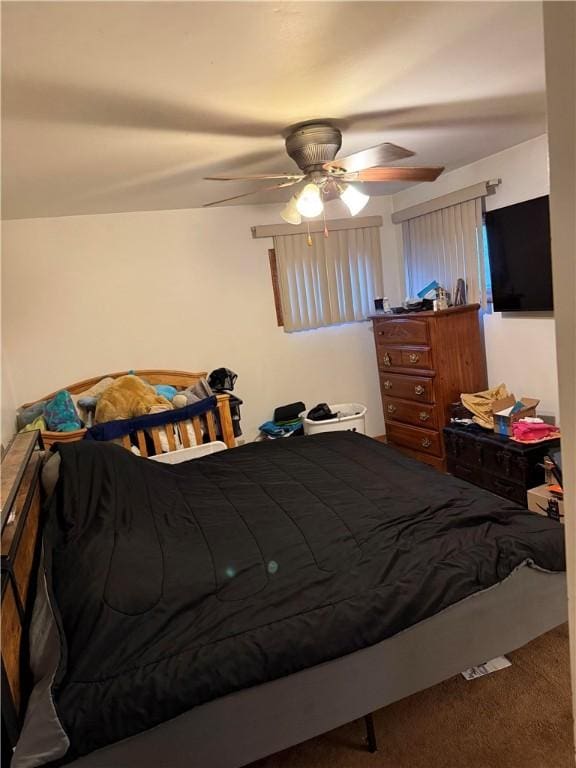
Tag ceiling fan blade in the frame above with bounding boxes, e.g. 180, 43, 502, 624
204, 173, 304, 181
339, 166, 445, 182
203, 179, 301, 208
325, 142, 415, 173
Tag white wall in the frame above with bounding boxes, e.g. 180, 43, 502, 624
1, 359, 16, 449
391, 135, 559, 419
1, 197, 402, 442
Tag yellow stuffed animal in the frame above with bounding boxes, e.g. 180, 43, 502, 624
95, 376, 173, 424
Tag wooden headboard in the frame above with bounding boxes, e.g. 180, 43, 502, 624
20, 369, 236, 454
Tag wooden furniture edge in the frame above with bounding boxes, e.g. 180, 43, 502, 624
369, 303, 481, 320
1, 431, 44, 758
1, 433, 39, 532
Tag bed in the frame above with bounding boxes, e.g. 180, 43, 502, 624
18, 368, 237, 453
1, 416, 567, 768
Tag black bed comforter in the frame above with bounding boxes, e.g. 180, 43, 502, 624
46, 432, 565, 759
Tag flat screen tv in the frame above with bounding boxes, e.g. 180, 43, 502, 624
485, 195, 553, 312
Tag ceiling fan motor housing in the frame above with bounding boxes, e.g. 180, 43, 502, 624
285, 123, 342, 174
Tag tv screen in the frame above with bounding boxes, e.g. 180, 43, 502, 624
485, 195, 553, 312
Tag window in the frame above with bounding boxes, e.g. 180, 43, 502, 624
402, 198, 487, 307
271, 226, 384, 333
393, 181, 499, 309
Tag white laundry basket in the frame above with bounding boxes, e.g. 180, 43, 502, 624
300, 403, 367, 436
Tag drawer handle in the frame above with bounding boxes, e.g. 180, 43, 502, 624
387, 404, 397, 414
383, 380, 392, 390
421, 438, 432, 449
409, 353, 420, 364
414, 385, 425, 396
383, 352, 392, 367
419, 411, 430, 422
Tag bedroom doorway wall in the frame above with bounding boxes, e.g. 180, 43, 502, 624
544, 1, 576, 757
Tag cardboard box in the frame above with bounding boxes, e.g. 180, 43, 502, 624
492, 395, 539, 436
527, 484, 564, 523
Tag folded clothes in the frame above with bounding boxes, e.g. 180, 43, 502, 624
512, 420, 560, 442
259, 419, 303, 438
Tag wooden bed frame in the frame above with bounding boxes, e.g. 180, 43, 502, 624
20, 369, 236, 454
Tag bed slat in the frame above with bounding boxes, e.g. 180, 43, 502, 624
216, 394, 236, 449
165, 425, 177, 453
179, 422, 191, 449
136, 430, 148, 457
150, 428, 163, 455
192, 417, 203, 445
121, 435, 132, 451
205, 411, 217, 442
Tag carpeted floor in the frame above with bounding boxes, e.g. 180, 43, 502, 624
250, 624, 574, 768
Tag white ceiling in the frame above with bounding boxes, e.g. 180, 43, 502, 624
2, 1, 547, 220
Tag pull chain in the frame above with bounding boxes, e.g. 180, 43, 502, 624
307, 220, 312, 247
323, 208, 329, 239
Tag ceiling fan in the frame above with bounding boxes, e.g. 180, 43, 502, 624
204, 121, 444, 223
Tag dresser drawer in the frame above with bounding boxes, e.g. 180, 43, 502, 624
386, 422, 443, 458
374, 317, 429, 346
383, 397, 437, 429
378, 346, 433, 372
380, 373, 434, 403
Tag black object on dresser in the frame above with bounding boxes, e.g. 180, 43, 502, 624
444, 423, 561, 506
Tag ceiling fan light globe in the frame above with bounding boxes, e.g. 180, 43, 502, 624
280, 196, 302, 225
296, 183, 324, 218
340, 184, 370, 216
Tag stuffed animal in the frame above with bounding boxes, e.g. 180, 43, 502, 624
155, 384, 177, 401
178, 378, 214, 405
172, 394, 188, 410
95, 375, 173, 424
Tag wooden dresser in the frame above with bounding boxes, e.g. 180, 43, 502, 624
371, 304, 487, 471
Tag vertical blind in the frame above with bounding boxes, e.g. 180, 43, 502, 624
402, 197, 487, 307
273, 226, 384, 332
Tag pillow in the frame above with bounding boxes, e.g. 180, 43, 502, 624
41, 452, 61, 497
20, 416, 47, 433
44, 391, 82, 432
16, 401, 46, 431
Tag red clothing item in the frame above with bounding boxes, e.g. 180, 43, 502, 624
512, 421, 560, 442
